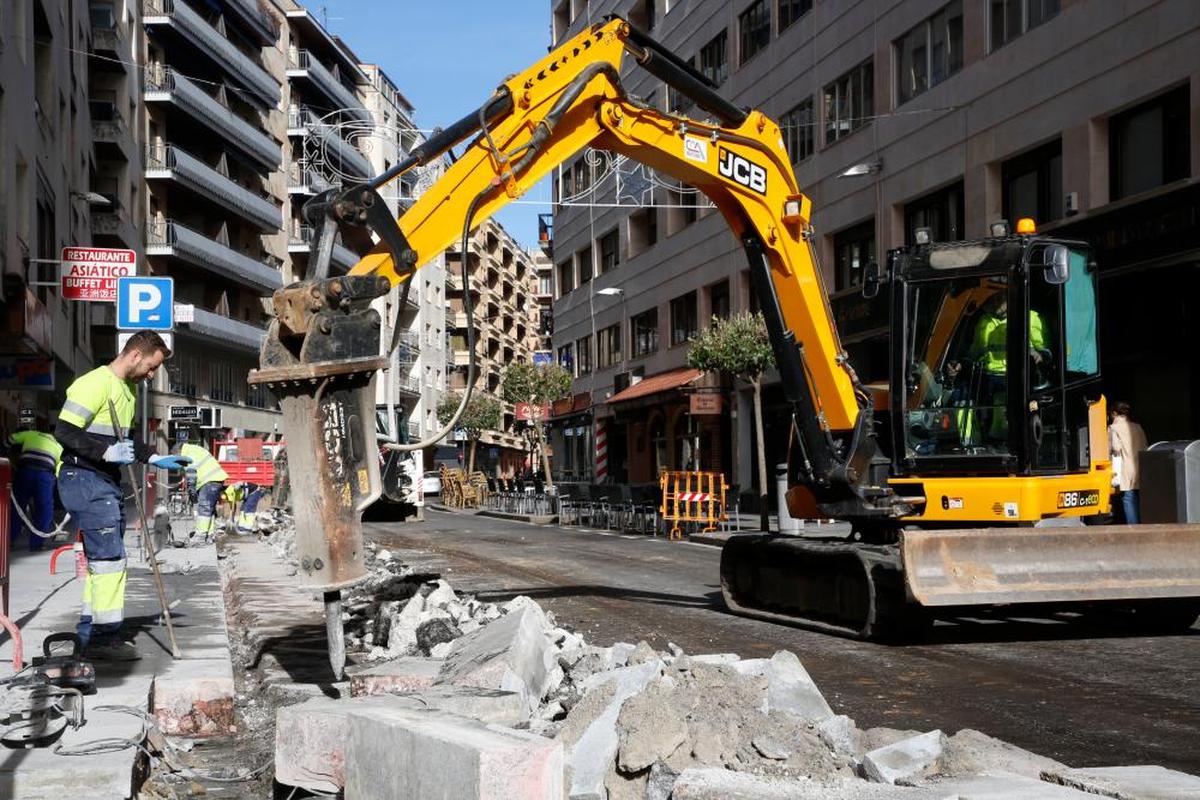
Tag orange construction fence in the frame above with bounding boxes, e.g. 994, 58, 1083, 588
659, 470, 728, 540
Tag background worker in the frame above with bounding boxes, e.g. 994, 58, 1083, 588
7, 425, 62, 552
54, 331, 190, 661
1109, 401, 1148, 524
179, 440, 227, 542
222, 481, 267, 534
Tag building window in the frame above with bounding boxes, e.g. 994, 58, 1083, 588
576, 335, 592, 375
668, 56, 696, 112
558, 342, 574, 372
210, 362, 236, 404
905, 181, 965, 244
1109, 84, 1191, 202
699, 30, 728, 86
833, 220, 875, 293
577, 245, 593, 284
739, 0, 770, 65
628, 207, 658, 257
573, 157, 591, 195
780, 97, 814, 163
598, 323, 622, 368
778, 0, 811, 33
670, 291, 698, 346
556, 259, 574, 296
599, 228, 619, 273
895, 1, 963, 105
990, 0, 1060, 51
631, 307, 659, 357
708, 279, 731, 322
1002, 139, 1063, 224
824, 61, 873, 145
169, 354, 199, 397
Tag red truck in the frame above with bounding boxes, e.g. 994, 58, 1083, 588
213, 438, 283, 486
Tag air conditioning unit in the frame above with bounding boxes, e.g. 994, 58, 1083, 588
199, 406, 223, 428
1064, 191, 1080, 216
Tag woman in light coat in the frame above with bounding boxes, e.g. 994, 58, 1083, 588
1109, 401, 1148, 524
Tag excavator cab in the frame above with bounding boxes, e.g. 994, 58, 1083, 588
889, 235, 1101, 482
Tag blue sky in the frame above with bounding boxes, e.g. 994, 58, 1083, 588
317, 1, 555, 248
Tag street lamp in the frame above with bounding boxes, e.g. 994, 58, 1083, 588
70, 191, 112, 206
837, 160, 883, 179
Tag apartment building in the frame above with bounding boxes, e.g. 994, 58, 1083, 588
0, 0, 116, 429
548, 0, 1200, 492
356, 61, 448, 444
142, 0, 286, 437
446, 217, 545, 476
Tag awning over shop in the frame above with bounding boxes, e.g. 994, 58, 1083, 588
608, 367, 702, 405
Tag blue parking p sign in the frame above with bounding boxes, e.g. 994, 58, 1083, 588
117, 276, 174, 331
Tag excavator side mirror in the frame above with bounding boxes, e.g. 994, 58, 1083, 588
1042, 244, 1070, 285
862, 260, 881, 299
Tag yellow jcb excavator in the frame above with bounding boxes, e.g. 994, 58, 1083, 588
249, 18, 1200, 677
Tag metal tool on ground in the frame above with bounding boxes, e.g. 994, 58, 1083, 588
106, 399, 181, 659
29, 633, 96, 694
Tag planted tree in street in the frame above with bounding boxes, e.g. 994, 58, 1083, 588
686, 312, 776, 530
437, 391, 503, 473
501, 361, 573, 489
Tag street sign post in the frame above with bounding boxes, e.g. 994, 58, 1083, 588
60, 247, 136, 301
117, 276, 174, 331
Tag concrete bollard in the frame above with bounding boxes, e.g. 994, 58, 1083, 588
776, 464, 801, 534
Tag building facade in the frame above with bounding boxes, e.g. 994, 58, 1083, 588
0, 0, 131, 430
446, 217, 545, 476
548, 0, 1200, 494
142, 0, 286, 439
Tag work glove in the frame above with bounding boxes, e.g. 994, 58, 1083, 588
149, 454, 192, 471
102, 440, 136, 465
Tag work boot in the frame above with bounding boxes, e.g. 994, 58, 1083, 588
86, 639, 142, 662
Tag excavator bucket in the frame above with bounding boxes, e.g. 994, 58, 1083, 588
901, 524, 1200, 607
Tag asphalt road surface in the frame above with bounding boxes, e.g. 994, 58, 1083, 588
367, 509, 1200, 773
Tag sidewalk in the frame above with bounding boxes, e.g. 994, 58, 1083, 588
0, 526, 233, 799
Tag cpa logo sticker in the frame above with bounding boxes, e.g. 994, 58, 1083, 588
718, 147, 767, 194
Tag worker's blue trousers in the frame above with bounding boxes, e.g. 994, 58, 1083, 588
57, 467, 126, 648
11, 468, 56, 552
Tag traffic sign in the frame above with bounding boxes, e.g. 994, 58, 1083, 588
117, 276, 174, 330
61, 246, 136, 301
169, 405, 201, 422
118, 331, 174, 351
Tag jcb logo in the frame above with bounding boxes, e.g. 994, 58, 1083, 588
718, 147, 767, 194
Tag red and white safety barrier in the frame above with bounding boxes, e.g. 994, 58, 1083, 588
677, 492, 711, 502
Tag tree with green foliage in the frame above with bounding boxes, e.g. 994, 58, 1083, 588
501, 361, 572, 488
437, 391, 503, 473
686, 312, 776, 530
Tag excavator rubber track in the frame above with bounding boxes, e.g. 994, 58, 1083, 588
719, 534, 926, 641
721, 525, 1200, 639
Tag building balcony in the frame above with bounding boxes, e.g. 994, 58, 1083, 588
144, 67, 280, 169
288, 225, 360, 272
146, 145, 281, 231
451, 350, 472, 367
287, 50, 370, 123
91, 202, 137, 249
90, 25, 129, 72
91, 102, 131, 161
287, 106, 372, 179
147, 218, 284, 293
220, 0, 279, 46
396, 373, 421, 396
144, 0, 280, 108
287, 164, 333, 196
446, 310, 467, 328
179, 306, 266, 353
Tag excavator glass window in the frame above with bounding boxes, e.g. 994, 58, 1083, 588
902, 275, 1012, 459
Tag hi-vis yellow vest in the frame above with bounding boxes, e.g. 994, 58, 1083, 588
182, 442, 228, 487
59, 366, 136, 439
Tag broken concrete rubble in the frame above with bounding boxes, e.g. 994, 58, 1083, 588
344, 705, 563, 800
348, 656, 444, 696
437, 602, 556, 719
1042, 764, 1200, 798
863, 729, 945, 785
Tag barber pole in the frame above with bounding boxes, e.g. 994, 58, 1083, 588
595, 421, 608, 483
